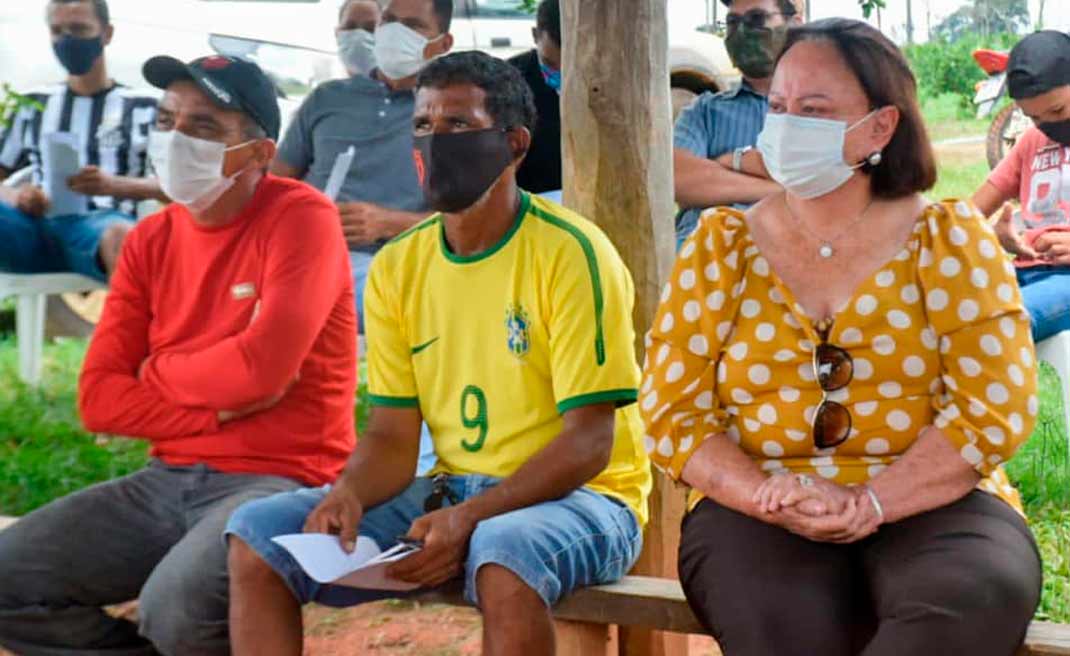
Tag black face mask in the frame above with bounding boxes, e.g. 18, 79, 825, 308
1038, 119, 1070, 146
413, 127, 515, 213
52, 34, 104, 76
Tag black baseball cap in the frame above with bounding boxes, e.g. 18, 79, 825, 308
1007, 31, 1070, 100
142, 54, 281, 140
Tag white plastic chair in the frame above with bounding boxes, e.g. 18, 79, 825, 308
2, 167, 106, 386
1035, 330, 1070, 448
0, 273, 104, 385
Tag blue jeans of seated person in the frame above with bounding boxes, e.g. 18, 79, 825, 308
1016, 266, 1070, 342
0, 202, 135, 281
350, 249, 436, 476
225, 475, 642, 608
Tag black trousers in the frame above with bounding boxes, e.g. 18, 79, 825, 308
679, 491, 1042, 656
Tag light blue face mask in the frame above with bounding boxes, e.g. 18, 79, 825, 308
539, 59, 561, 95
336, 28, 376, 77
757, 109, 880, 199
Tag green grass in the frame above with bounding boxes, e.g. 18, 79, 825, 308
0, 337, 148, 514
930, 160, 991, 203
921, 92, 993, 143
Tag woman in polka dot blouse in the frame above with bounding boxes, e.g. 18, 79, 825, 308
641, 19, 1042, 656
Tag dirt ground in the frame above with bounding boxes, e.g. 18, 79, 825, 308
303, 600, 722, 656
0, 601, 720, 655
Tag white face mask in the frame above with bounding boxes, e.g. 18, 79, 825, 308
373, 21, 442, 80
757, 110, 878, 199
148, 129, 254, 214
337, 28, 376, 77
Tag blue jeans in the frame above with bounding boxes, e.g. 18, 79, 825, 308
349, 250, 374, 333
0, 202, 134, 281
225, 476, 642, 608
1016, 266, 1070, 342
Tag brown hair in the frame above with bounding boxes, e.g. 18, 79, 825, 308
778, 18, 937, 199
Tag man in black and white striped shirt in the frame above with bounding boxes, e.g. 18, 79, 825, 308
0, 0, 163, 281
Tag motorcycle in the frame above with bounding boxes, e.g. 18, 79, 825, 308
972, 48, 1034, 169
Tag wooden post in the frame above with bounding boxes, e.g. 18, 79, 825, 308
560, 2, 686, 655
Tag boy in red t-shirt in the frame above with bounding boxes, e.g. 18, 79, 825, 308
973, 30, 1070, 341
0, 55, 355, 656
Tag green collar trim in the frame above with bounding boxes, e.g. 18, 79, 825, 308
439, 191, 531, 265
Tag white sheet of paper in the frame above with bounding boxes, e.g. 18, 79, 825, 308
41, 132, 88, 218
272, 533, 422, 591
323, 145, 356, 202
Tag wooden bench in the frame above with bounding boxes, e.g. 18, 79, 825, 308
0, 516, 1066, 654
418, 575, 1070, 656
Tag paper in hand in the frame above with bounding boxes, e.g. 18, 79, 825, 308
272, 533, 422, 591
41, 133, 88, 218
323, 145, 356, 202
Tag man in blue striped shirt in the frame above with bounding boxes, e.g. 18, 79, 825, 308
672, 0, 803, 248
0, 0, 162, 281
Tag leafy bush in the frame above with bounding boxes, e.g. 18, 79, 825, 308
905, 32, 1020, 115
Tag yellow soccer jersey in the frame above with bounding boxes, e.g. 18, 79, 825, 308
365, 192, 652, 526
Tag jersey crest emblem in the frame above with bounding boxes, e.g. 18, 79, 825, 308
505, 304, 530, 358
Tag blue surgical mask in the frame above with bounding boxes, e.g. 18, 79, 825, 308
53, 34, 103, 76
539, 59, 561, 95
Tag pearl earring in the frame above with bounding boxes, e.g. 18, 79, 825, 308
867, 151, 883, 166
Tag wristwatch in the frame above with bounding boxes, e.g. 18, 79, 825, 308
732, 145, 753, 172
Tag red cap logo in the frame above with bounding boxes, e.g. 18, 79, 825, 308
412, 148, 426, 186
199, 56, 232, 71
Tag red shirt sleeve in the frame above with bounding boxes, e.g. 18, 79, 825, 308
139, 194, 350, 410
78, 222, 220, 440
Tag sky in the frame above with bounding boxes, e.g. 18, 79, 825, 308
805, 0, 1070, 42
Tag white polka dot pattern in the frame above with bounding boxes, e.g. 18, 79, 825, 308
640, 202, 1035, 515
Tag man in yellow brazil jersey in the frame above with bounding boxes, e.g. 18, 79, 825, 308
224, 51, 652, 656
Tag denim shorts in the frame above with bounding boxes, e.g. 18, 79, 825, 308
0, 203, 135, 281
1016, 265, 1070, 342
224, 475, 642, 608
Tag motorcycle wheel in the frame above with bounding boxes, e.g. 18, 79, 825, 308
986, 104, 1032, 170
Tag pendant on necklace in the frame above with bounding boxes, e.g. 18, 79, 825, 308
819, 243, 834, 258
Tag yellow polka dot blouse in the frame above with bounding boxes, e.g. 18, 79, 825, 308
640, 201, 1038, 514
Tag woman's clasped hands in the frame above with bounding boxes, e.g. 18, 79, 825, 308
752, 471, 883, 544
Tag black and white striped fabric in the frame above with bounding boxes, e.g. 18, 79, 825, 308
0, 83, 158, 215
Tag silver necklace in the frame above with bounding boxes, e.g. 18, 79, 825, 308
784, 196, 875, 259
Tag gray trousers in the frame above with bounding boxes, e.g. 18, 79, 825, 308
0, 460, 300, 656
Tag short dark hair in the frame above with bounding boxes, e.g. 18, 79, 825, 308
48, 0, 110, 27
777, 18, 936, 199
431, 0, 453, 34
338, 0, 377, 22
536, 0, 561, 47
417, 51, 537, 132
720, 0, 801, 17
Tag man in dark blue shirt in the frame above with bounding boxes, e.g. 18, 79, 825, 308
508, 0, 562, 194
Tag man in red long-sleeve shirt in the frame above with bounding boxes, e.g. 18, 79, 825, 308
0, 54, 355, 656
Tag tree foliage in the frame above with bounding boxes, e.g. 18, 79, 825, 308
0, 84, 43, 129
935, 0, 1029, 42
905, 31, 1018, 106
